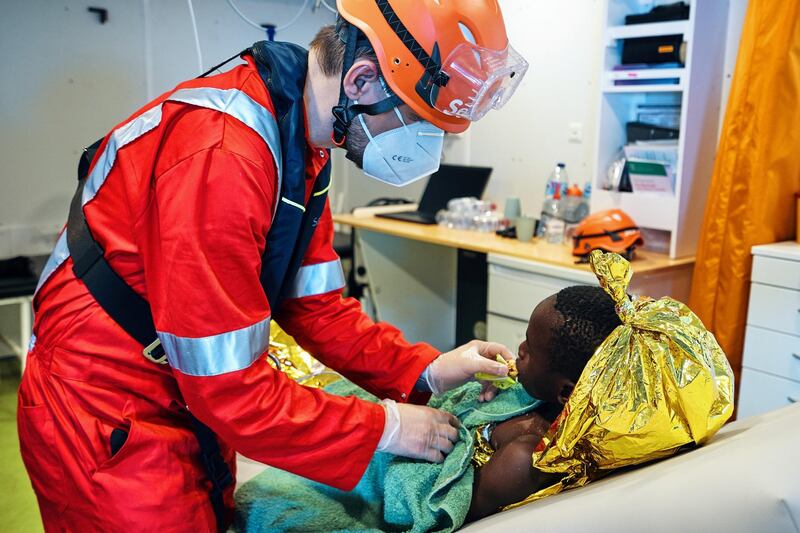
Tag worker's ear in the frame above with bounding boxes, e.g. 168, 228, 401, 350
342, 59, 380, 101
556, 380, 575, 406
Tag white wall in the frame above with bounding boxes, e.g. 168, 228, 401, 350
0, 0, 148, 258
719, 0, 749, 134
0, 0, 748, 257
334, 0, 749, 221
471, 0, 604, 217
144, 0, 335, 100
333, 0, 606, 217
0, 0, 334, 259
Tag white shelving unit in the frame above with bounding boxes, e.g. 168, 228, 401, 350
591, 0, 730, 258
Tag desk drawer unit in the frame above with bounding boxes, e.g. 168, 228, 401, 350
486, 255, 593, 353
739, 242, 800, 418
484, 253, 691, 363
487, 256, 594, 322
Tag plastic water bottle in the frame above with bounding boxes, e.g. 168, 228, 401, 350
553, 163, 569, 198
562, 185, 586, 224
580, 181, 592, 219
537, 182, 554, 238
544, 186, 565, 244
537, 163, 569, 238
536, 163, 569, 237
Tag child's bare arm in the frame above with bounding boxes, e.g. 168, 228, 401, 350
466, 434, 559, 521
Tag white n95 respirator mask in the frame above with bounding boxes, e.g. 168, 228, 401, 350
358, 107, 445, 187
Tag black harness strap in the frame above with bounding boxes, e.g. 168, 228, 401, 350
190, 416, 234, 531
199, 50, 247, 79
68, 142, 232, 533
67, 142, 166, 364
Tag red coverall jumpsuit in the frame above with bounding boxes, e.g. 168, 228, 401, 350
17, 55, 439, 531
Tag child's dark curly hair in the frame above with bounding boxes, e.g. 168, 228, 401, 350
549, 286, 622, 381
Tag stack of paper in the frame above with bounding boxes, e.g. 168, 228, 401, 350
623, 141, 678, 194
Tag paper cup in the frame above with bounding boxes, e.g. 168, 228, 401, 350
516, 216, 536, 243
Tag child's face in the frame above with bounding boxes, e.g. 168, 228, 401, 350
515, 295, 571, 404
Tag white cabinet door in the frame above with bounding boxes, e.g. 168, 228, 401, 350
747, 284, 800, 336
742, 326, 800, 383
487, 313, 527, 356
751, 255, 800, 291
738, 368, 800, 419
358, 230, 457, 351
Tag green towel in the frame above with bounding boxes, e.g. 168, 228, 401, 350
233, 380, 542, 533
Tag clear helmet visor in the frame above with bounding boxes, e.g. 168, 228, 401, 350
432, 43, 528, 122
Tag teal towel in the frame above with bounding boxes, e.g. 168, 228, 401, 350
233, 380, 542, 533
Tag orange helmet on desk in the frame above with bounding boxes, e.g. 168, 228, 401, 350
572, 209, 644, 257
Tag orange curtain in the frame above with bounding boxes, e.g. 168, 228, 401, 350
690, 0, 800, 389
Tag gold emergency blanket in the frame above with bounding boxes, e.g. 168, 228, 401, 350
267, 322, 341, 389
506, 250, 735, 509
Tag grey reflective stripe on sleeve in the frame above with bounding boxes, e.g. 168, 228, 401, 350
84, 88, 283, 211
167, 88, 283, 218
34, 231, 70, 295
286, 260, 346, 299
81, 105, 164, 205
158, 316, 271, 377
35, 87, 282, 296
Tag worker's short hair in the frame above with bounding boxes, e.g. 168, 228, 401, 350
310, 22, 380, 77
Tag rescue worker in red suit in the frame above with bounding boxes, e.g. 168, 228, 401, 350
18, 0, 530, 530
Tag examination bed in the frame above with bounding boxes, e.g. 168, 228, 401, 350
236, 403, 800, 532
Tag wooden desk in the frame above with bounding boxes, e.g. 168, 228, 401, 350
335, 213, 695, 351
334, 214, 694, 275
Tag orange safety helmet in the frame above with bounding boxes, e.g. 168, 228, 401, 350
332, 0, 528, 143
572, 209, 644, 258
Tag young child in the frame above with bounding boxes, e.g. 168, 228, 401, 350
234, 285, 621, 532
467, 285, 621, 520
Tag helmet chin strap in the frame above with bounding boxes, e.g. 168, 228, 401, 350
331, 22, 404, 147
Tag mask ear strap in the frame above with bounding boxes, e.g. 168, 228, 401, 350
379, 77, 408, 127
355, 102, 377, 143
392, 106, 406, 128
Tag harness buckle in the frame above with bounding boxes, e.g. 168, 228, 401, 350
143, 339, 168, 365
